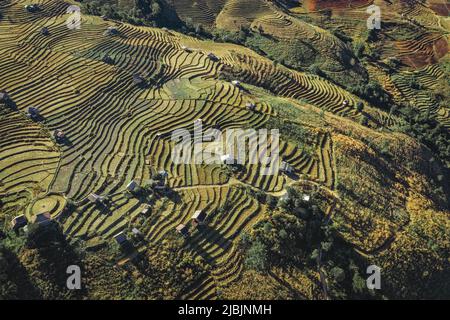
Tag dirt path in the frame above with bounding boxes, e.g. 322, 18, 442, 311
172, 176, 340, 200
172, 177, 291, 196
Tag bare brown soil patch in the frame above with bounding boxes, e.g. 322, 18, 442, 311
397, 36, 448, 68
428, 1, 449, 16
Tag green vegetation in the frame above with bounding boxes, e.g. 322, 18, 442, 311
81, 0, 181, 27
246, 33, 318, 69
0, 225, 208, 299
348, 81, 392, 110
239, 187, 377, 299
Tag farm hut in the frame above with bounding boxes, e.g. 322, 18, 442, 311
41, 27, 49, 36
155, 184, 168, 193
159, 170, 168, 178
113, 231, 127, 245
102, 54, 114, 64
192, 210, 207, 225
88, 193, 101, 203
246, 102, 256, 111
0, 91, 10, 102
101, 15, 109, 20
104, 26, 119, 36
279, 161, 294, 174
302, 194, 311, 202
141, 205, 150, 215
28, 107, 39, 116
53, 129, 65, 142
11, 215, 27, 230
207, 53, 218, 61
155, 171, 168, 189
181, 45, 192, 52
127, 180, 138, 192
176, 224, 189, 238
158, 170, 168, 181
342, 100, 349, 107
25, 4, 39, 12
203, 133, 215, 142
132, 228, 142, 236
145, 178, 157, 189
27, 107, 41, 120
30, 212, 51, 225
132, 73, 145, 86
231, 80, 241, 87
220, 154, 233, 164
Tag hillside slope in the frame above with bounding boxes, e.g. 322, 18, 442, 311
0, 0, 448, 300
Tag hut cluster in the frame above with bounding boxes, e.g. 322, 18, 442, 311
176, 209, 207, 238
11, 212, 52, 232
279, 161, 294, 175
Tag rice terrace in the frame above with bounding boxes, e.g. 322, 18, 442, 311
0, 0, 449, 301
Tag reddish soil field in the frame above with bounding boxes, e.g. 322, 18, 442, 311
428, 1, 449, 16
398, 36, 448, 68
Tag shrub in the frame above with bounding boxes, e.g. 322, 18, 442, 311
356, 101, 364, 112
348, 81, 392, 109
244, 241, 269, 272
330, 266, 346, 283
408, 76, 424, 90
353, 42, 365, 58
309, 64, 325, 77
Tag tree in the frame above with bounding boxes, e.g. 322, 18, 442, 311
309, 64, 324, 77
352, 273, 366, 294
348, 81, 392, 109
353, 42, 365, 58
356, 102, 364, 112
360, 115, 368, 126
330, 266, 346, 283
151, 1, 161, 17
20, 222, 85, 299
244, 241, 269, 272
25, 222, 65, 249
0, 245, 19, 299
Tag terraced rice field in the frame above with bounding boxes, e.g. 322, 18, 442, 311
0, 108, 60, 217
0, 0, 346, 298
167, 0, 226, 27
1, 0, 448, 299
288, 0, 449, 131
392, 64, 449, 127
